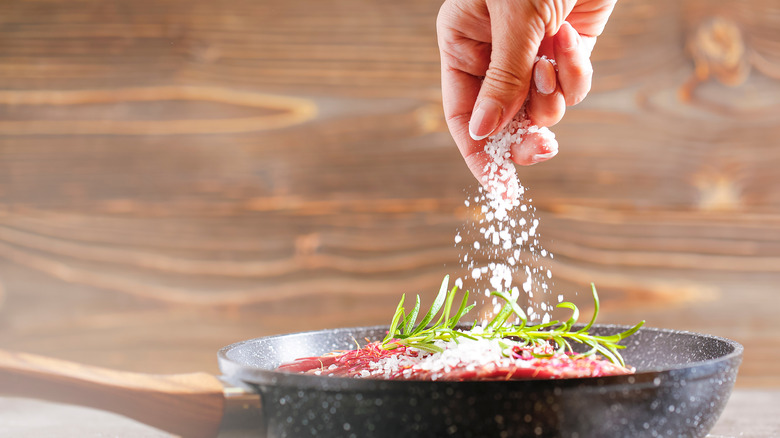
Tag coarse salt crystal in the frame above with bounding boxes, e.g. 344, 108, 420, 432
453, 111, 561, 322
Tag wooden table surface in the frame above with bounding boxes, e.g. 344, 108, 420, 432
0, 0, 779, 432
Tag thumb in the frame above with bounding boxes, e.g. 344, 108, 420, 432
468, 0, 570, 141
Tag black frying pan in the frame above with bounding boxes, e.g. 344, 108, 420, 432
218, 323, 742, 438
0, 324, 742, 438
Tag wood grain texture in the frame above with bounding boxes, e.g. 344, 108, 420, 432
0, 349, 225, 438
0, 0, 777, 414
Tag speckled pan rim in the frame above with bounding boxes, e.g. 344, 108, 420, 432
217, 324, 743, 391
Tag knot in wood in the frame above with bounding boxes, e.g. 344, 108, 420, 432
687, 17, 749, 87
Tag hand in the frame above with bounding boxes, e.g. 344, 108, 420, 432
437, 0, 616, 187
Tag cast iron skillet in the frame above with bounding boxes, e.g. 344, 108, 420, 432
0, 324, 742, 438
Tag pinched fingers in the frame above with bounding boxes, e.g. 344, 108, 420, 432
527, 58, 566, 127
510, 128, 559, 166
533, 57, 557, 96
467, 0, 546, 140
554, 21, 594, 106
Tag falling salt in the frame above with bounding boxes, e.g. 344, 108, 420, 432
452, 113, 559, 323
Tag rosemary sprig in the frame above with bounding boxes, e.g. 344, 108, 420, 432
381, 275, 645, 366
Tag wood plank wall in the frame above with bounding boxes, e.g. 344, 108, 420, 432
0, 0, 777, 387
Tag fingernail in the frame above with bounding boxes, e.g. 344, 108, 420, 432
532, 149, 558, 164
469, 99, 502, 140
534, 59, 557, 95
556, 22, 578, 51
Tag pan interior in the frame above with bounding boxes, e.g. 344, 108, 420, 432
218, 324, 742, 382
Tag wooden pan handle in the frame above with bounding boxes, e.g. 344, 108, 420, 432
0, 349, 227, 438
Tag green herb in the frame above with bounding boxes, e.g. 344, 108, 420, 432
381, 275, 644, 366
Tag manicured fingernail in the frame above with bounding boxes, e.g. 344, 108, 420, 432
534, 59, 557, 95
469, 99, 502, 140
556, 22, 578, 51
532, 149, 558, 164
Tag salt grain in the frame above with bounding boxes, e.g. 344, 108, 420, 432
453, 112, 558, 323
370, 336, 517, 380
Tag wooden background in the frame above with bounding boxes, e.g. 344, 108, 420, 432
0, 0, 778, 395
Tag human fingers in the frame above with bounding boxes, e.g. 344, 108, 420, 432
526, 58, 566, 127
437, 0, 495, 186
566, 0, 617, 37
509, 128, 559, 166
554, 21, 594, 106
527, 85, 566, 127
467, 0, 548, 141
442, 68, 523, 200
533, 56, 557, 96
436, 0, 492, 75
441, 63, 497, 186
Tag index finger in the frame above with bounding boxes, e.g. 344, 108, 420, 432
441, 65, 500, 186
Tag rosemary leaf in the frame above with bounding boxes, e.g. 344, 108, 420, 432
381, 276, 644, 366
402, 295, 422, 335
383, 294, 406, 344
